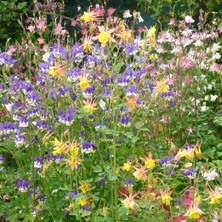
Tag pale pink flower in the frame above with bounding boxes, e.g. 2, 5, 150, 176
54, 23, 65, 35
185, 15, 194, 24
6, 46, 16, 56
37, 38, 44, 44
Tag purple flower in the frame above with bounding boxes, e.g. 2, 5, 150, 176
0, 154, 5, 164
121, 178, 136, 187
83, 87, 95, 98
0, 122, 16, 136
54, 154, 64, 163
15, 133, 25, 147
118, 75, 130, 87
162, 90, 173, 97
57, 107, 76, 126
38, 194, 46, 203
65, 190, 78, 199
98, 178, 105, 186
183, 167, 197, 179
81, 141, 97, 154
71, 43, 84, 62
34, 157, 43, 169
67, 67, 82, 82
51, 44, 68, 60
26, 91, 41, 105
19, 116, 29, 128
99, 87, 112, 98
124, 85, 139, 97
118, 114, 131, 127
15, 178, 31, 192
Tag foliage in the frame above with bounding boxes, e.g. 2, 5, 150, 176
0, 0, 28, 50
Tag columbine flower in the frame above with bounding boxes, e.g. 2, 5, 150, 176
185, 15, 194, 24
77, 76, 91, 91
122, 161, 132, 172
52, 138, 66, 155
81, 141, 97, 154
184, 206, 204, 219
159, 189, 172, 205
16, 178, 31, 192
34, 157, 43, 169
140, 152, 158, 170
80, 9, 104, 23
154, 79, 169, 95
79, 182, 91, 194
133, 165, 148, 180
83, 99, 97, 114
202, 170, 219, 181
121, 189, 137, 209
98, 31, 111, 43
123, 10, 132, 18
205, 186, 222, 205
183, 167, 197, 179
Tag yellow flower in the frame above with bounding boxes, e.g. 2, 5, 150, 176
122, 162, 131, 171
155, 79, 169, 94
205, 186, 222, 205
159, 190, 172, 205
83, 38, 93, 53
140, 152, 158, 170
185, 206, 204, 219
80, 12, 91, 22
174, 148, 195, 161
67, 156, 80, 170
83, 100, 97, 114
144, 159, 155, 169
78, 198, 87, 206
48, 61, 68, 78
194, 143, 202, 160
52, 138, 66, 155
79, 182, 90, 194
98, 31, 111, 43
77, 76, 91, 92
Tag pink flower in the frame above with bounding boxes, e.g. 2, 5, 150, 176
187, 127, 193, 134
35, 19, 46, 32
160, 116, 167, 124
54, 23, 65, 35
27, 25, 35, 33
168, 18, 176, 26
37, 38, 44, 44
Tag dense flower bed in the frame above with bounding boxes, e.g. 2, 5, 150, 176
0, 1, 221, 221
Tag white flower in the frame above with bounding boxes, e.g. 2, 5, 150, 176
204, 95, 209, 101
200, 105, 207, 112
202, 170, 219, 181
210, 95, 218, 102
123, 10, 132, 18
185, 15, 194, 23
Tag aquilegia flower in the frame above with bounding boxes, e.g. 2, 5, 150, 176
16, 178, 31, 192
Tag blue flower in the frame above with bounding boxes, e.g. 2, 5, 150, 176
81, 141, 97, 154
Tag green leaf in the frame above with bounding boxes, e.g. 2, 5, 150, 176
17, 2, 27, 10
93, 165, 102, 173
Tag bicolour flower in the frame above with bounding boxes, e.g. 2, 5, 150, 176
34, 157, 43, 169
121, 189, 137, 209
205, 186, 222, 205
133, 165, 148, 180
81, 141, 97, 154
140, 152, 158, 170
16, 178, 31, 192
